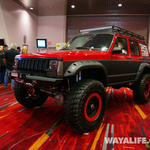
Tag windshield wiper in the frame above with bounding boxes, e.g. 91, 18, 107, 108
76, 47, 91, 50
60, 48, 70, 50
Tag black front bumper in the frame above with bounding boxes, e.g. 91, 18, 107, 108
9, 71, 63, 85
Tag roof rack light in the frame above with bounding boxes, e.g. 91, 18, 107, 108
79, 26, 112, 33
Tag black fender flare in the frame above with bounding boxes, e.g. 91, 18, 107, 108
135, 63, 150, 81
64, 60, 108, 85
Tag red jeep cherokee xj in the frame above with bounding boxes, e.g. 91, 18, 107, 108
10, 25, 150, 133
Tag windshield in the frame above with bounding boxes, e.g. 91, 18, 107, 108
61, 34, 113, 51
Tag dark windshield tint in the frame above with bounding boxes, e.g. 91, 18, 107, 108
61, 34, 113, 51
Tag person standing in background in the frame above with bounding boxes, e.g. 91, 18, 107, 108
3, 45, 8, 51
17, 46, 23, 54
0, 45, 8, 84
21, 46, 27, 54
3, 43, 19, 89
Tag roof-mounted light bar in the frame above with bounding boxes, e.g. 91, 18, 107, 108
79, 26, 112, 33
78, 25, 145, 42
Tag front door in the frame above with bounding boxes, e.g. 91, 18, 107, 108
108, 36, 133, 85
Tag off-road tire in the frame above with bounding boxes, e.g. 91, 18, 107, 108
133, 74, 150, 104
64, 79, 107, 133
14, 84, 48, 108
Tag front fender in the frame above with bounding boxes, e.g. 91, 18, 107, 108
64, 60, 107, 80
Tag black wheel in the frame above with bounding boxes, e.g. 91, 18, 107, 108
14, 84, 48, 108
133, 74, 150, 104
64, 79, 107, 133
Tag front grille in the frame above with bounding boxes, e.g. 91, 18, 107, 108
17, 58, 49, 73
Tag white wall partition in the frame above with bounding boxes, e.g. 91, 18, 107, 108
38, 15, 66, 49
0, 0, 38, 53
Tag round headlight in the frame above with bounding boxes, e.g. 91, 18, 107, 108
49, 60, 58, 70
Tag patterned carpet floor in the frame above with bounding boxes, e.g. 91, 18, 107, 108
0, 83, 150, 150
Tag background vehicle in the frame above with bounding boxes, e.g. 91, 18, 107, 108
10, 25, 150, 133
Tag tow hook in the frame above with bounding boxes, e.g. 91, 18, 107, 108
14, 78, 38, 97
14, 78, 33, 88
28, 88, 38, 97
14, 78, 38, 89
29, 81, 38, 97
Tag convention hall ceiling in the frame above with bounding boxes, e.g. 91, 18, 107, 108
12, 0, 150, 16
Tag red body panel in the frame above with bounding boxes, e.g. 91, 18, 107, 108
18, 50, 110, 61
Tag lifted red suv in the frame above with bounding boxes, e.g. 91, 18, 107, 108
10, 25, 150, 133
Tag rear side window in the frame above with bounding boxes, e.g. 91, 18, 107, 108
129, 40, 140, 56
139, 43, 149, 57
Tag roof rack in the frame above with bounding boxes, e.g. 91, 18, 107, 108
78, 25, 145, 42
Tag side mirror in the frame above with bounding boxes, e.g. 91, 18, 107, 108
112, 47, 122, 54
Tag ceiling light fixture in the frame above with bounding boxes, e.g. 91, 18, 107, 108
30, 7, 33, 10
71, 5, 75, 8
118, 3, 122, 7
